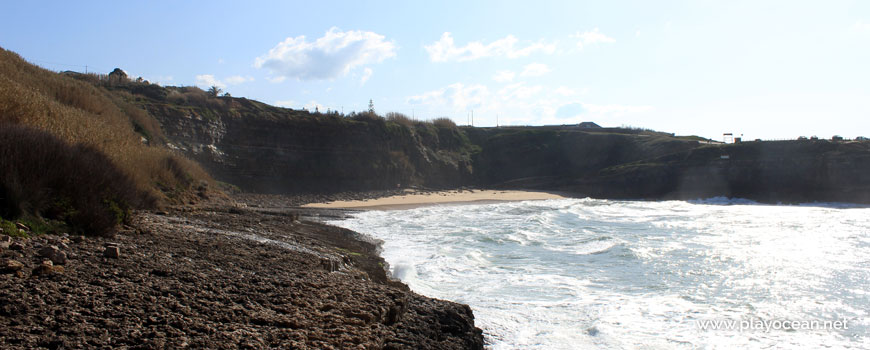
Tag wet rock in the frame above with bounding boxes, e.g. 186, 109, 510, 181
0, 259, 24, 273
384, 295, 408, 325
38, 245, 68, 265
103, 245, 121, 258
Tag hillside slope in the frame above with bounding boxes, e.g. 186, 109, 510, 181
0, 48, 213, 235
57, 62, 870, 205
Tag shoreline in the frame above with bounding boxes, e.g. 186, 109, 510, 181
0, 196, 485, 349
302, 189, 567, 210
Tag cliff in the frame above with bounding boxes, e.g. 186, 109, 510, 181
74, 75, 870, 204
575, 140, 870, 203
132, 93, 474, 194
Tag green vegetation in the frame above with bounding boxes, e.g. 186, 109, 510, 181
0, 47, 214, 235
0, 125, 148, 235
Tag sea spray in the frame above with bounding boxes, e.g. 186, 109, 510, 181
330, 198, 870, 349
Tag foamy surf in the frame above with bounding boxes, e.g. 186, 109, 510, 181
330, 198, 870, 349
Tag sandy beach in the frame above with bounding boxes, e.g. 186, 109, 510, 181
302, 189, 566, 210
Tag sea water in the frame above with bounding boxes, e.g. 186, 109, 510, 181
329, 198, 870, 349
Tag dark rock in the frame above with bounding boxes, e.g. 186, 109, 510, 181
103, 246, 121, 258
38, 245, 68, 265
15, 222, 29, 231
0, 259, 24, 273
9, 242, 24, 251
32, 260, 63, 277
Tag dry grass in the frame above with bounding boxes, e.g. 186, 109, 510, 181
0, 47, 212, 215
0, 125, 150, 235
386, 112, 415, 128
432, 117, 458, 129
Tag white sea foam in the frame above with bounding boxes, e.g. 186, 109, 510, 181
329, 198, 870, 349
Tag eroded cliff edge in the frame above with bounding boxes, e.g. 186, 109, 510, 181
113, 80, 870, 204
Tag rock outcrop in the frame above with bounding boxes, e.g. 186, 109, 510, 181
0, 203, 485, 349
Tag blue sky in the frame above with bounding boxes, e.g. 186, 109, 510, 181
2, 0, 869, 140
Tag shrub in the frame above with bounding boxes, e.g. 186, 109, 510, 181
167, 89, 187, 104
0, 124, 153, 235
350, 111, 383, 122
0, 47, 214, 207
432, 117, 457, 129
182, 86, 208, 106
386, 112, 414, 128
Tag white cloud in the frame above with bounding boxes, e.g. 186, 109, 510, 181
520, 63, 551, 77
585, 103, 654, 115
554, 86, 580, 96
635, 30, 641, 37
303, 100, 326, 112
360, 67, 373, 85
267, 76, 287, 83
492, 70, 515, 83
407, 83, 490, 111
195, 74, 255, 89
572, 28, 615, 49
498, 83, 543, 100
255, 27, 396, 81
274, 100, 295, 108
425, 32, 556, 62
854, 21, 870, 33
406, 81, 653, 127
224, 75, 254, 84
195, 74, 226, 89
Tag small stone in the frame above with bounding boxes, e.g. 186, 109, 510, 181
0, 259, 24, 273
0, 235, 11, 249
71, 236, 85, 243
9, 242, 24, 251
103, 246, 121, 258
15, 222, 29, 231
32, 260, 64, 276
38, 245, 68, 265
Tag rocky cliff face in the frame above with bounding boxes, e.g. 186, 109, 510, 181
574, 140, 870, 203
465, 127, 700, 187
108, 82, 870, 204
137, 96, 474, 194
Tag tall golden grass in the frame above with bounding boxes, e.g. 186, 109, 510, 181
0, 47, 212, 207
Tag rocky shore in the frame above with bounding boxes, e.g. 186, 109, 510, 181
0, 195, 484, 349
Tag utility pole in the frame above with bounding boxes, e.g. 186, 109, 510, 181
471, 110, 474, 127
497, 114, 499, 128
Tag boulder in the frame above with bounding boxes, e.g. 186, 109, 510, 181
38, 245, 67, 265
103, 245, 121, 259
14, 222, 29, 232
32, 260, 64, 277
0, 259, 24, 273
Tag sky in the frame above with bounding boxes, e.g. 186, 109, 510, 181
2, 0, 869, 140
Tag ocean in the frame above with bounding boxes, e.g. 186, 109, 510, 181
329, 198, 869, 349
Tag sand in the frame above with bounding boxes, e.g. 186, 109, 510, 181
302, 189, 566, 210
